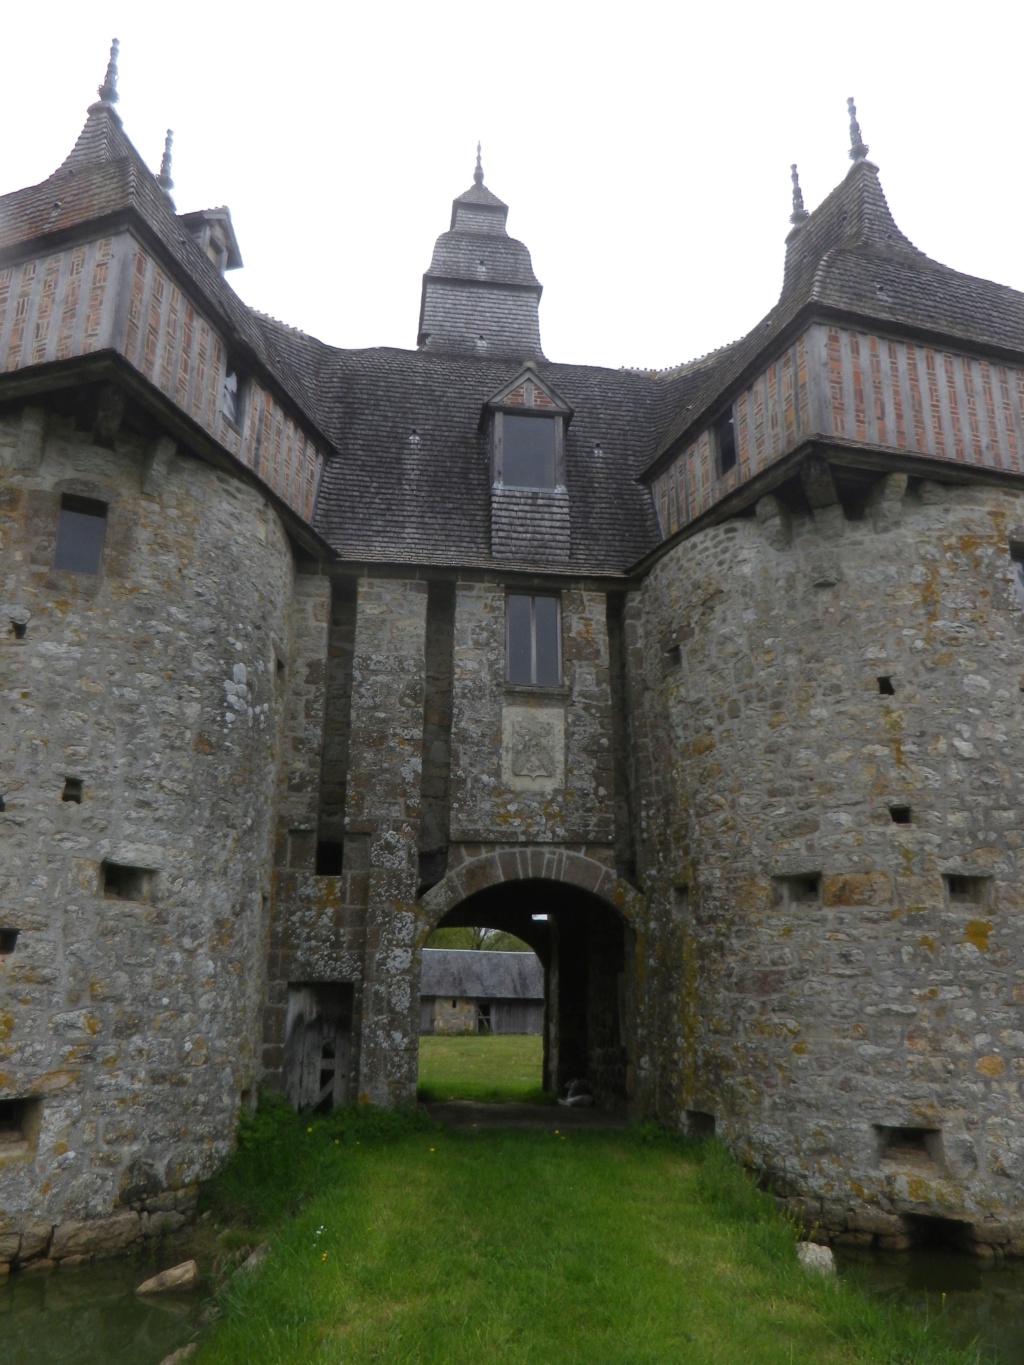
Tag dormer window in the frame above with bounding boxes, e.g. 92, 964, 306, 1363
487, 371, 571, 491
498, 413, 558, 488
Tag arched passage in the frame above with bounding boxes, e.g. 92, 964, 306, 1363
420, 853, 642, 1111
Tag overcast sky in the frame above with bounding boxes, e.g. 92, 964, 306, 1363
4, 2, 1021, 372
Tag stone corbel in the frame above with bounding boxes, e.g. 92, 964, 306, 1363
13, 406, 45, 471
93, 385, 125, 449
755, 494, 792, 549
867, 471, 908, 533
141, 435, 176, 496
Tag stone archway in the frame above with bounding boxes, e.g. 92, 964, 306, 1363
418, 845, 644, 1110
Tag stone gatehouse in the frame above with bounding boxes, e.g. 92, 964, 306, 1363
1, 48, 1022, 1268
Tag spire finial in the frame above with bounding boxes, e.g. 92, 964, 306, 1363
474, 141, 484, 186
847, 96, 869, 163
789, 163, 810, 226
156, 130, 175, 195
97, 38, 120, 106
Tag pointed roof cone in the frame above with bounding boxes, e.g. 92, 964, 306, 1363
789, 164, 810, 226
847, 96, 869, 163
474, 141, 484, 186
97, 38, 120, 106
156, 130, 175, 197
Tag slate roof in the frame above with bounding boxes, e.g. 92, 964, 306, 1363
420, 949, 544, 1000
647, 158, 1024, 474
310, 347, 669, 573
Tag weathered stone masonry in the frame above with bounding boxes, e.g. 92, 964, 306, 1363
3, 63, 1024, 1268
632, 483, 1024, 1253
0, 408, 295, 1265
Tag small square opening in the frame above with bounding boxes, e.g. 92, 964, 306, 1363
101, 861, 154, 902
877, 675, 895, 695
889, 805, 911, 825
315, 840, 344, 876
10, 620, 27, 640
686, 1110, 716, 1139
62, 778, 83, 804
0, 927, 19, 954
876, 1124, 942, 1166
0, 1097, 42, 1155
771, 873, 821, 908
664, 643, 682, 669
943, 874, 990, 906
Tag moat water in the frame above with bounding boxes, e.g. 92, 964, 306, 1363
0, 1255, 206, 1364
0, 1243, 1022, 1362
834, 1245, 1024, 1363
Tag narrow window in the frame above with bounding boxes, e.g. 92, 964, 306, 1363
500, 415, 557, 488
62, 778, 83, 804
53, 495, 106, 573
877, 675, 895, 695
889, 805, 911, 824
506, 593, 560, 686
1010, 540, 1024, 606
0, 927, 18, 954
714, 411, 737, 476
220, 358, 247, 428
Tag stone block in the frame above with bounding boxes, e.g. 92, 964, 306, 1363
51, 1210, 141, 1260
822, 872, 892, 907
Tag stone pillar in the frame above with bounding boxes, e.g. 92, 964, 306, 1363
347, 577, 428, 1105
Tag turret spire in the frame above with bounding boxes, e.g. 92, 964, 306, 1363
97, 38, 120, 106
474, 142, 484, 186
847, 96, 869, 163
789, 163, 809, 226
156, 130, 174, 196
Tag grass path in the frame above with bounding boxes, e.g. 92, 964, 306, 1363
195, 1105, 984, 1364
417, 1032, 547, 1103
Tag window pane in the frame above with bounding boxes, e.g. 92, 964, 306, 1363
506, 594, 533, 683
503, 415, 556, 488
533, 596, 560, 686
53, 497, 107, 573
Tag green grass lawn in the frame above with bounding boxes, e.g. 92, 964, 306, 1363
194, 1102, 985, 1364
417, 1032, 549, 1103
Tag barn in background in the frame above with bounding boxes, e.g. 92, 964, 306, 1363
419, 950, 544, 1036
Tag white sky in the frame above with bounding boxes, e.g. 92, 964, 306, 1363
4, 2, 1022, 372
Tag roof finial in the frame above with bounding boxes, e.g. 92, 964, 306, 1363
156, 130, 175, 195
474, 141, 484, 186
789, 164, 810, 226
97, 38, 120, 106
847, 96, 869, 163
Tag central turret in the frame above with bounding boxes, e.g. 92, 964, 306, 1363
416, 146, 544, 358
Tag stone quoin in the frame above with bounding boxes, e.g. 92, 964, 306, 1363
1, 51, 1023, 1268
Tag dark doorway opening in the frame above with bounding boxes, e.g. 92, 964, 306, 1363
423, 879, 633, 1112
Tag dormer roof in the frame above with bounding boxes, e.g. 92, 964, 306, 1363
482, 365, 573, 423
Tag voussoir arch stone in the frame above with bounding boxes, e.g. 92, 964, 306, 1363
419, 842, 643, 932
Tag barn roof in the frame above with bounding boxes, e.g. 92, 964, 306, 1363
420, 949, 544, 1000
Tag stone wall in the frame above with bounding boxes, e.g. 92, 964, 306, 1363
449, 583, 616, 844
632, 475, 1024, 1251
0, 404, 294, 1265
